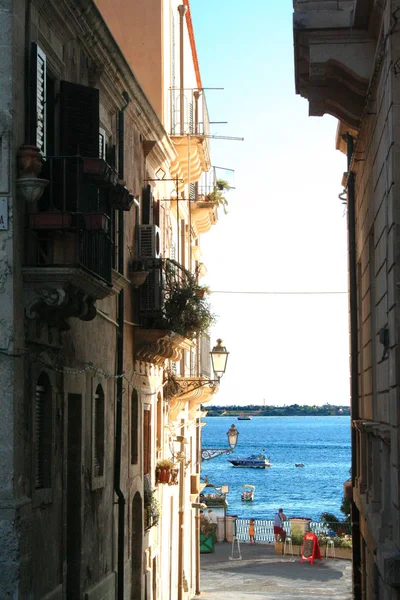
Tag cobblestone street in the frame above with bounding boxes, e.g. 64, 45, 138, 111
198, 542, 352, 600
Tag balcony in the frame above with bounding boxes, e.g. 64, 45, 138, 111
23, 156, 129, 327
169, 88, 211, 184
134, 258, 215, 364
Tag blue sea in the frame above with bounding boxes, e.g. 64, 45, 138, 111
200, 416, 351, 521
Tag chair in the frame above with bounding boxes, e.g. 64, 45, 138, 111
326, 539, 335, 559
284, 536, 293, 557
229, 536, 242, 561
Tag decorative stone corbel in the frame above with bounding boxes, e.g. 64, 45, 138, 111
25, 287, 97, 329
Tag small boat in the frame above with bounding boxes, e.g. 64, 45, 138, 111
228, 453, 271, 468
237, 414, 252, 420
241, 484, 255, 501
295, 463, 305, 467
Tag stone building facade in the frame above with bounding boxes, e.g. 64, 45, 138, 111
293, 1, 400, 598
0, 0, 221, 598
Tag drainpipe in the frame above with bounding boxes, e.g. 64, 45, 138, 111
115, 93, 130, 600
346, 133, 361, 600
178, 5, 187, 135
178, 420, 185, 600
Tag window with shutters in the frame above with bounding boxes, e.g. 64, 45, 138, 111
131, 389, 139, 465
34, 373, 52, 490
92, 385, 105, 487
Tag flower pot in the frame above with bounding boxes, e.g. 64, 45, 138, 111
195, 289, 206, 299
17, 145, 44, 178
290, 518, 311, 536
110, 184, 135, 210
83, 212, 109, 232
131, 271, 149, 288
29, 212, 73, 230
157, 468, 171, 484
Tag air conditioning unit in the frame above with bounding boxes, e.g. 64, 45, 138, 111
139, 224, 161, 259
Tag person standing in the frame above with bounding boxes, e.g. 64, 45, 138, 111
248, 518, 256, 544
274, 508, 287, 542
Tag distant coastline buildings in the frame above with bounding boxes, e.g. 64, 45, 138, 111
204, 405, 351, 417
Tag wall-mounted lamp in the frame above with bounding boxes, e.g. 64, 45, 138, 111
171, 339, 229, 398
202, 424, 239, 461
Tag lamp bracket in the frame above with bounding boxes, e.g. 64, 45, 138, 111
173, 378, 220, 398
201, 448, 233, 461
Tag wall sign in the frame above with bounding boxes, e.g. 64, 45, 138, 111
0, 197, 8, 230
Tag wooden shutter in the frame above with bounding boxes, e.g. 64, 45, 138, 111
60, 81, 99, 157
153, 199, 160, 227
31, 43, 46, 155
141, 185, 152, 225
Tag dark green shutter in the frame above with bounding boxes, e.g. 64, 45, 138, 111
142, 185, 152, 225
60, 81, 99, 156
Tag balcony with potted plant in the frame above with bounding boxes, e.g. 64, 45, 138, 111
134, 258, 216, 366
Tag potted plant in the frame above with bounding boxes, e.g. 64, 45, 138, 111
216, 179, 231, 192
195, 284, 210, 299
205, 180, 231, 214
156, 459, 175, 484
83, 212, 110, 232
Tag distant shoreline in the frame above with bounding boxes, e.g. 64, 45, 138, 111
202, 404, 350, 418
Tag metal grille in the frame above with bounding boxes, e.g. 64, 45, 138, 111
189, 102, 194, 133
35, 46, 46, 155
34, 383, 52, 489
93, 389, 104, 478
189, 183, 195, 200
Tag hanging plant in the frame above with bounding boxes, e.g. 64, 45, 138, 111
158, 261, 216, 339
205, 179, 231, 214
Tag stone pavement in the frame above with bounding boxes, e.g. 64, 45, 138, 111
197, 541, 353, 599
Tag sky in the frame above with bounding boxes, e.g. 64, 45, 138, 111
190, 0, 350, 407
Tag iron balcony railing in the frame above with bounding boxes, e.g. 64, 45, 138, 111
27, 156, 114, 284
138, 258, 193, 316
169, 87, 210, 138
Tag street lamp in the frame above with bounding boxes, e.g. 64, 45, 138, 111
201, 424, 239, 461
210, 339, 229, 381
168, 339, 230, 398
226, 424, 239, 450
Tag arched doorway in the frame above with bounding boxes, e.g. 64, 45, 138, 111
131, 491, 143, 599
